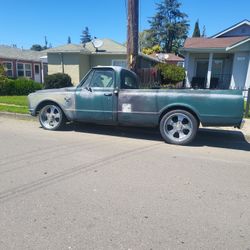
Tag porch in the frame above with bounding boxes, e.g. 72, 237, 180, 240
184, 52, 250, 91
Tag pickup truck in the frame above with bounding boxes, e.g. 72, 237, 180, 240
28, 66, 244, 145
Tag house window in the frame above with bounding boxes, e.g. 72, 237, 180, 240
17, 63, 32, 78
34, 65, 40, 74
3, 62, 13, 77
177, 62, 184, 67
112, 59, 127, 68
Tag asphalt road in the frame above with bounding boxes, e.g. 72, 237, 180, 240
0, 117, 249, 250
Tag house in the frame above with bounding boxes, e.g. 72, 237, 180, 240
181, 20, 250, 93
0, 45, 48, 83
153, 53, 184, 66
47, 38, 159, 84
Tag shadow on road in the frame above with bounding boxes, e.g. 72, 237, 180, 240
190, 128, 250, 151
60, 122, 250, 151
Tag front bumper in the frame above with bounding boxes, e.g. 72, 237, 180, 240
29, 109, 36, 116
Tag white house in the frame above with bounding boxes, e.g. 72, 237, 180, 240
181, 20, 250, 95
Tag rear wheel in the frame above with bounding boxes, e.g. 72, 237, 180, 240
160, 110, 198, 145
39, 104, 65, 130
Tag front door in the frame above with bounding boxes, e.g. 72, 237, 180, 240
34, 64, 41, 83
196, 61, 208, 78
75, 68, 117, 123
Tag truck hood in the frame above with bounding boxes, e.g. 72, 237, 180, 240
35, 86, 77, 94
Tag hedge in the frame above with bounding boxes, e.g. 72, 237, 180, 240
44, 73, 72, 89
156, 63, 185, 85
0, 77, 42, 96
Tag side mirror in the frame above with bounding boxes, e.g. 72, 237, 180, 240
85, 86, 92, 92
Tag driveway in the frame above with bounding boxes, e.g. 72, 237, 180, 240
0, 117, 249, 250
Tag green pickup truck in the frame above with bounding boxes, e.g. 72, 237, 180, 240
28, 66, 244, 145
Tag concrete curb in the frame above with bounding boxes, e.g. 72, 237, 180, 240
0, 111, 36, 121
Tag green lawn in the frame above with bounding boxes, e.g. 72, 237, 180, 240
0, 96, 29, 114
0, 105, 28, 114
0, 96, 28, 106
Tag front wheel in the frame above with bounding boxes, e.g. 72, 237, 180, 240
160, 110, 198, 145
39, 104, 65, 130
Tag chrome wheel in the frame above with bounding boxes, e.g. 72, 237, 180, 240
39, 104, 63, 130
160, 110, 198, 145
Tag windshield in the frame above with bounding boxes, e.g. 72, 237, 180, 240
77, 70, 94, 87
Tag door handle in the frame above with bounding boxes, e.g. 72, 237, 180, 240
104, 93, 112, 96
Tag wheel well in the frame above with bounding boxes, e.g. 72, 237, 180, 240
35, 100, 64, 115
159, 106, 200, 125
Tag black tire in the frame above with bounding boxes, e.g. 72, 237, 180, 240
39, 104, 66, 131
160, 110, 198, 145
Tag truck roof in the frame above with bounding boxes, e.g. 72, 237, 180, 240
92, 66, 137, 76
93, 65, 126, 72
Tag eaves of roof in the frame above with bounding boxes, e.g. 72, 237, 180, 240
226, 37, 250, 51
211, 19, 250, 38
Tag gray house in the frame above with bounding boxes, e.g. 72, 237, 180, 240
181, 20, 250, 94
47, 39, 159, 84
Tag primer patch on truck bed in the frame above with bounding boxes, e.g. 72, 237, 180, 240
122, 104, 132, 113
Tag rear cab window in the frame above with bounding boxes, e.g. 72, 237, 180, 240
120, 69, 139, 89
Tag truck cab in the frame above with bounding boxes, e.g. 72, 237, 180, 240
75, 66, 139, 125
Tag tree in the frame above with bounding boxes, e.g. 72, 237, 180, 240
192, 19, 201, 37
67, 36, 71, 44
30, 44, 43, 51
44, 36, 48, 49
80, 27, 91, 44
139, 29, 157, 51
202, 25, 206, 37
148, 0, 189, 53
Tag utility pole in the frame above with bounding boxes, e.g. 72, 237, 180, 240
127, 0, 139, 73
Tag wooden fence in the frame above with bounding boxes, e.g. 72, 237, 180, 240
137, 68, 161, 88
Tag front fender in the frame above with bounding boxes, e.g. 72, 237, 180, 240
28, 92, 76, 120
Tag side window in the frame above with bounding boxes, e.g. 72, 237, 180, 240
121, 70, 138, 89
89, 70, 114, 88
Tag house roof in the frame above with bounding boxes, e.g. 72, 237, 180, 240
0, 45, 47, 62
183, 36, 249, 50
152, 53, 184, 62
212, 19, 250, 38
46, 44, 89, 53
47, 39, 127, 54
85, 38, 126, 53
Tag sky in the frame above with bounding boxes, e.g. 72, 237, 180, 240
0, 0, 250, 49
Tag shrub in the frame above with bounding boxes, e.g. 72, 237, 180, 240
0, 77, 42, 95
44, 73, 72, 89
0, 64, 7, 85
13, 78, 42, 95
142, 45, 162, 55
156, 63, 185, 85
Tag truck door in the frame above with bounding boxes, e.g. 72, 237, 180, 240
75, 68, 117, 123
